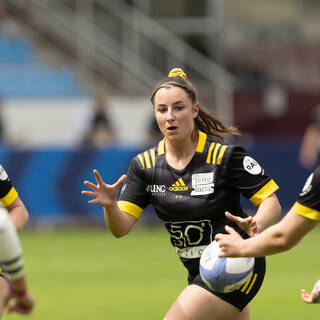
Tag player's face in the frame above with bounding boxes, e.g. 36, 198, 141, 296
153, 86, 199, 142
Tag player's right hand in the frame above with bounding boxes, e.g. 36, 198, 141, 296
224, 211, 258, 237
82, 169, 127, 208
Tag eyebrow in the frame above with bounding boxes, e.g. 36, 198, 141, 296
156, 100, 184, 107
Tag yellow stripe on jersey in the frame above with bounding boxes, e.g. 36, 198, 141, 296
212, 143, 221, 164
143, 151, 151, 169
241, 272, 253, 293
291, 202, 320, 221
137, 154, 145, 169
150, 148, 156, 167
0, 266, 4, 277
178, 178, 185, 186
1, 187, 18, 206
249, 180, 279, 207
206, 142, 215, 164
158, 139, 165, 155
196, 131, 207, 153
216, 145, 227, 165
118, 201, 143, 220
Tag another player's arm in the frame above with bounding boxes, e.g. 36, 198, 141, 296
6, 196, 29, 232
0, 211, 34, 314
82, 170, 136, 238
215, 210, 317, 257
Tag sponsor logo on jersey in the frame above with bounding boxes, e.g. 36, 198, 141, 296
191, 172, 214, 195
120, 183, 127, 194
300, 173, 313, 196
169, 178, 188, 192
243, 156, 262, 175
164, 219, 213, 258
0, 166, 8, 181
146, 184, 166, 196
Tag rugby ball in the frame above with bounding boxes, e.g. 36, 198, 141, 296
199, 241, 254, 293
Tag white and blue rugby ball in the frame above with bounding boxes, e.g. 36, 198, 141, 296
200, 241, 254, 293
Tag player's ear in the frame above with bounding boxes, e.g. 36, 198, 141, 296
192, 103, 199, 118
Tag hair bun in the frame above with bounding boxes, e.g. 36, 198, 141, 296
168, 68, 187, 79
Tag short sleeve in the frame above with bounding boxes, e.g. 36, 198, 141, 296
118, 157, 150, 220
0, 165, 18, 207
225, 146, 279, 206
291, 166, 320, 221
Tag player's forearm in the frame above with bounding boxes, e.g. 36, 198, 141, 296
7, 197, 29, 231
253, 194, 281, 233
239, 225, 294, 257
240, 211, 316, 257
103, 203, 136, 237
0, 212, 25, 279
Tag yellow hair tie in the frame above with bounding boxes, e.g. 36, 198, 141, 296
168, 68, 187, 79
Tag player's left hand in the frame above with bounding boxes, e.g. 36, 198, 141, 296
224, 211, 258, 237
301, 279, 320, 304
215, 225, 245, 257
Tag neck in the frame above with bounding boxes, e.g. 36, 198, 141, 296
165, 130, 198, 169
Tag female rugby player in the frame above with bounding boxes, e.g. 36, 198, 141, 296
82, 68, 282, 320
216, 166, 320, 304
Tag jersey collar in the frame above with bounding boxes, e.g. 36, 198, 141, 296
157, 131, 207, 155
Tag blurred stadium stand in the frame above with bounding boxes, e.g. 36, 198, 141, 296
0, 34, 88, 98
0, 0, 319, 224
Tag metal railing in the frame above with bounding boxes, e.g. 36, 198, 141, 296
6, 0, 237, 123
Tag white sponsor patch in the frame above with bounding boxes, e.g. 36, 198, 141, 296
243, 156, 262, 175
0, 166, 8, 181
300, 173, 313, 196
176, 245, 208, 259
191, 173, 214, 195
146, 184, 166, 196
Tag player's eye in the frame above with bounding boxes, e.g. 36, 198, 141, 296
175, 105, 184, 111
157, 107, 167, 113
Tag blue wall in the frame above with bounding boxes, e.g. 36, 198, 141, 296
0, 139, 312, 224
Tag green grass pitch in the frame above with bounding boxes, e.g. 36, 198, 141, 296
3, 225, 320, 320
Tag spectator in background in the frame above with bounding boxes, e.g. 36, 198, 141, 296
0, 3, 19, 38
81, 91, 115, 149
299, 104, 320, 169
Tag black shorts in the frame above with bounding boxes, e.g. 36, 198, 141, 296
188, 257, 266, 311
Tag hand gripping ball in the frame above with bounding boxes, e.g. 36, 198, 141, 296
200, 241, 254, 293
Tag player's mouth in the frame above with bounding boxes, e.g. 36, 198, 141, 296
167, 126, 178, 132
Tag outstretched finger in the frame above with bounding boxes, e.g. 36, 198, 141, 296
81, 190, 96, 198
93, 169, 104, 185
83, 181, 98, 191
225, 211, 242, 223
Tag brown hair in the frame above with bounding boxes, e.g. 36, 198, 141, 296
151, 68, 240, 141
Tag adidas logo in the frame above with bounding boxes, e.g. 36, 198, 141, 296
169, 178, 188, 192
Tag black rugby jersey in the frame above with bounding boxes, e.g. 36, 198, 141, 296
118, 131, 278, 269
0, 165, 18, 207
291, 166, 320, 221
